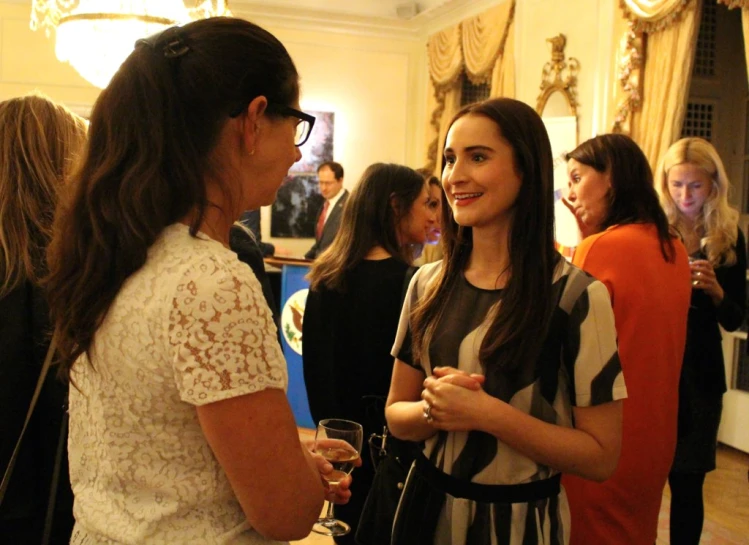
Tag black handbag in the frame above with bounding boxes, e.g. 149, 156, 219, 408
355, 427, 416, 545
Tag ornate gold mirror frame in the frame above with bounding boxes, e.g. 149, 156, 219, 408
536, 34, 580, 118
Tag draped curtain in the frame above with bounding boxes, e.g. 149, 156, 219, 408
630, 0, 701, 168
616, 0, 701, 169
617, 0, 749, 168
424, 0, 515, 173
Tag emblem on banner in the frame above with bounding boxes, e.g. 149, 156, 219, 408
281, 288, 308, 355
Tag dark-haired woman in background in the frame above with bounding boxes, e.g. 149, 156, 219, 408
44, 17, 351, 544
386, 98, 625, 544
303, 162, 437, 543
656, 137, 746, 545
414, 169, 444, 266
562, 134, 691, 545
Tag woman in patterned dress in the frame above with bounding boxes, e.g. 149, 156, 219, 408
385, 97, 627, 545
43, 17, 351, 545
656, 137, 746, 545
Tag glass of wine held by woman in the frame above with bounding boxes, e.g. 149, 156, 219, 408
312, 419, 364, 536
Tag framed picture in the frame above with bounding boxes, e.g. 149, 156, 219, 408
271, 111, 334, 238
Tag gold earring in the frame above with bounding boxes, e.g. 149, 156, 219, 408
250, 148, 255, 156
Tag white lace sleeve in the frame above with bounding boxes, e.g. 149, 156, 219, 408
168, 254, 287, 405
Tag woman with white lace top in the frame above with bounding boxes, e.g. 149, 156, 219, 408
44, 17, 351, 545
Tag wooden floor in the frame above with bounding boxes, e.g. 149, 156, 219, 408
293, 437, 749, 544
656, 444, 749, 544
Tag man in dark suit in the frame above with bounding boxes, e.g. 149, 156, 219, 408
305, 161, 348, 259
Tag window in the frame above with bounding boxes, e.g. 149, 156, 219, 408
460, 74, 490, 107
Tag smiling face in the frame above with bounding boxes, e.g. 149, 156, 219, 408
441, 114, 522, 232
667, 162, 712, 221
566, 158, 611, 234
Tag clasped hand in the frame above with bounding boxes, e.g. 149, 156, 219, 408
421, 366, 488, 432
303, 439, 361, 505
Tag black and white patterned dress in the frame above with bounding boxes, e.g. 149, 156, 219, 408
391, 259, 627, 545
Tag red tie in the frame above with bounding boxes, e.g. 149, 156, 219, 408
316, 200, 329, 240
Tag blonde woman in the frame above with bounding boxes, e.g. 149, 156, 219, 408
0, 94, 87, 544
656, 137, 746, 545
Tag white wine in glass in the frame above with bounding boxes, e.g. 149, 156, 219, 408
311, 418, 363, 537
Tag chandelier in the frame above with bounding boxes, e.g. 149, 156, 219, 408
30, 1, 231, 89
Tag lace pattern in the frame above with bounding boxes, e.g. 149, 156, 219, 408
68, 224, 287, 544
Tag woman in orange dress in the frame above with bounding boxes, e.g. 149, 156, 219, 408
562, 134, 691, 545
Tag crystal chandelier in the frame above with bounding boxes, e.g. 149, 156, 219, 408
30, 1, 231, 89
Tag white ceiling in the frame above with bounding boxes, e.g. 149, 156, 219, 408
233, 0, 453, 21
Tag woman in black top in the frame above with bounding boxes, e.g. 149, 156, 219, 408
656, 137, 747, 545
303, 163, 438, 544
0, 95, 87, 544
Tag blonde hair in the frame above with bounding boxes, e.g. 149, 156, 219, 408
656, 137, 739, 266
0, 94, 87, 297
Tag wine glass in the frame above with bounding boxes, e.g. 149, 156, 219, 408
311, 418, 363, 537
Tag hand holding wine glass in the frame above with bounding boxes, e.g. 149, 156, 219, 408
311, 418, 363, 537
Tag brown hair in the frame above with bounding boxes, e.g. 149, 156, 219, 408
0, 94, 87, 298
412, 98, 561, 374
566, 133, 676, 262
308, 163, 425, 292
45, 17, 299, 381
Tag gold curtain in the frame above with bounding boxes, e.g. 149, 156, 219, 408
616, 0, 701, 169
621, 0, 693, 30
745, 9, 749, 86
424, 0, 515, 173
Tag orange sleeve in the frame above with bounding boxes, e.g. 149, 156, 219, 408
572, 235, 616, 306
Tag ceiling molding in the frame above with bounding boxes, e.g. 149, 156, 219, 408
12, 0, 513, 40
231, 0, 511, 40
230, 3, 421, 40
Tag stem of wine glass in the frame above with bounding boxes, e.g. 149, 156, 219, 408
324, 500, 335, 521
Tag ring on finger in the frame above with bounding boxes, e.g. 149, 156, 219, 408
423, 403, 433, 422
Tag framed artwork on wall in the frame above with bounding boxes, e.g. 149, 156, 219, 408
271, 111, 334, 238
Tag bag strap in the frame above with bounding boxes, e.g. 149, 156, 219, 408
0, 332, 58, 505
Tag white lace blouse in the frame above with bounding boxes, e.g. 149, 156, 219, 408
68, 224, 288, 544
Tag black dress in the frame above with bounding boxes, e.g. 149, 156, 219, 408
302, 257, 410, 544
672, 229, 747, 472
0, 281, 74, 544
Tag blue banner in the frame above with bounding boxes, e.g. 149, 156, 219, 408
279, 264, 315, 429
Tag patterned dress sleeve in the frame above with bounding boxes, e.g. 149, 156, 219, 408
167, 254, 287, 405
565, 273, 627, 407
391, 263, 441, 370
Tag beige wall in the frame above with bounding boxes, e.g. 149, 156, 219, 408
515, 0, 616, 141
0, 0, 620, 255
245, 21, 427, 255
0, 3, 99, 110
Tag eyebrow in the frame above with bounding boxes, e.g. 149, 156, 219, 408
444, 145, 494, 154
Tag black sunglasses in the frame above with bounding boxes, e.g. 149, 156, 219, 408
229, 102, 316, 147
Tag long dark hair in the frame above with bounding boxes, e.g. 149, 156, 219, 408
566, 133, 676, 262
412, 98, 561, 373
45, 17, 299, 381
308, 163, 425, 292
